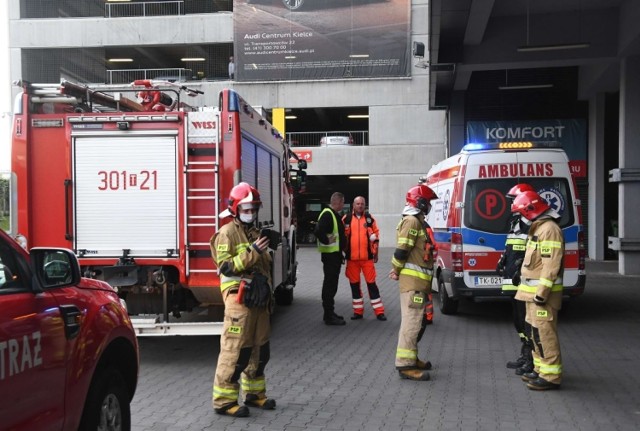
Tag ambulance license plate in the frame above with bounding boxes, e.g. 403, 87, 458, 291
474, 276, 501, 286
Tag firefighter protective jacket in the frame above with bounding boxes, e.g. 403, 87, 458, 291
210, 218, 273, 293
514, 215, 564, 308
500, 216, 529, 294
391, 214, 434, 293
343, 211, 379, 261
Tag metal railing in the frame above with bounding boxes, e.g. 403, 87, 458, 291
105, 1, 183, 18
103, 0, 232, 18
287, 131, 369, 147
107, 68, 194, 84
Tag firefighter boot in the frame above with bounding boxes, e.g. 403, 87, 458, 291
245, 394, 276, 410
515, 343, 534, 375
398, 369, 430, 381
527, 377, 560, 391
520, 371, 539, 383
506, 341, 527, 369
214, 403, 250, 417
416, 359, 433, 370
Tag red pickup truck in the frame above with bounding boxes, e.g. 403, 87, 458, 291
0, 229, 139, 430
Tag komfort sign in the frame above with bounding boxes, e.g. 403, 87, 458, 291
234, 0, 410, 81
466, 119, 587, 178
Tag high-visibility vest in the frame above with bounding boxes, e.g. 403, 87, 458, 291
317, 208, 340, 253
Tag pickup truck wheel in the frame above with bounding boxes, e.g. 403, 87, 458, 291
437, 274, 458, 315
80, 367, 131, 431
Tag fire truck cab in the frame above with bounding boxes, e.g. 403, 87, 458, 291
11, 80, 303, 335
423, 141, 586, 314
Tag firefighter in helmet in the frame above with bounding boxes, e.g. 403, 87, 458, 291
210, 182, 276, 417
511, 190, 564, 390
496, 183, 536, 375
389, 184, 438, 381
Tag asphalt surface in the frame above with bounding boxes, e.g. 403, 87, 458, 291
131, 247, 640, 431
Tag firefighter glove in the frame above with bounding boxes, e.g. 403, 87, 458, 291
511, 271, 521, 286
244, 272, 271, 308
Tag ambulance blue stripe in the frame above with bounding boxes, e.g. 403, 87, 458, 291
432, 225, 580, 250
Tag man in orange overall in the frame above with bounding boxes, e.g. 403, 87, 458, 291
343, 196, 386, 321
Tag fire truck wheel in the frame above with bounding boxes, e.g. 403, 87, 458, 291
275, 286, 294, 306
79, 366, 131, 431
436, 273, 458, 315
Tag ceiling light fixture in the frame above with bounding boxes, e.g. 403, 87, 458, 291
349, 54, 369, 58
348, 115, 369, 119
498, 84, 554, 90
349, 176, 369, 180
517, 43, 590, 52
181, 57, 205, 62
285, 115, 297, 120
108, 58, 133, 62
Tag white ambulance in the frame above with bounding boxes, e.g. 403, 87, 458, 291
423, 141, 586, 314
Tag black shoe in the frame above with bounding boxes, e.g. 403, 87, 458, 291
350, 314, 363, 320
332, 312, 345, 320
521, 371, 539, 383
515, 361, 534, 376
214, 403, 250, 417
376, 314, 387, 321
506, 355, 527, 369
324, 316, 346, 326
527, 377, 560, 391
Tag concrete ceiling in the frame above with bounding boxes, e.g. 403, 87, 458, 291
428, 0, 640, 108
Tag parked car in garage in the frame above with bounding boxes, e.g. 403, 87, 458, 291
0, 229, 139, 431
320, 134, 355, 146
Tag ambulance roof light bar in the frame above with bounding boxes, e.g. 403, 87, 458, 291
462, 141, 562, 151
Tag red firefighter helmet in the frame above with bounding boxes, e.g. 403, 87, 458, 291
511, 190, 550, 221
406, 184, 438, 213
228, 182, 262, 216
506, 183, 536, 199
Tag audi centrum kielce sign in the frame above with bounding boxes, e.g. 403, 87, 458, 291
466, 119, 587, 177
235, 0, 410, 81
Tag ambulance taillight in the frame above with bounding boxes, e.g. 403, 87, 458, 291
451, 233, 463, 272
578, 231, 586, 271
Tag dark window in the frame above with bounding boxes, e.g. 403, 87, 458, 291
463, 178, 575, 234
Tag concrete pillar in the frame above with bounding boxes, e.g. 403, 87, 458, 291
617, 56, 640, 275
449, 91, 465, 155
588, 93, 606, 260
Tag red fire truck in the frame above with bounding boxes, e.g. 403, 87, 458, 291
11, 80, 303, 335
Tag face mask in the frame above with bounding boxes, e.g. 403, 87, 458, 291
239, 213, 257, 224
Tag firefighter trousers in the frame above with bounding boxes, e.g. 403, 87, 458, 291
525, 301, 562, 384
395, 290, 427, 369
212, 290, 271, 410
346, 259, 384, 316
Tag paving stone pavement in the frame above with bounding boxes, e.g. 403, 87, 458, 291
131, 247, 640, 431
